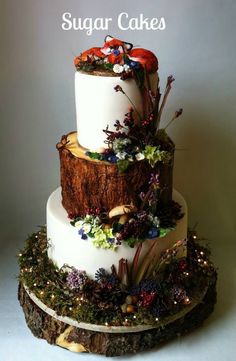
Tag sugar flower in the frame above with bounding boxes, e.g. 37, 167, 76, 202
66, 268, 87, 289
113, 64, 124, 74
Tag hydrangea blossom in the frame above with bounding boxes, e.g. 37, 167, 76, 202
112, 137, 131, 152
66, 268, 87, 289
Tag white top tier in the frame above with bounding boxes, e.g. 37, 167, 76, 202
75, 71, 158, 151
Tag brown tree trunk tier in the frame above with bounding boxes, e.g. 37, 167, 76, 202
18, 278, 217, 357
57, 132, 174, 216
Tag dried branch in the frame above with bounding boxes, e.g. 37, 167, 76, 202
155, 75, 175, 131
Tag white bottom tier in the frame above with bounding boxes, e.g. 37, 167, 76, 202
47, 188, 188, 278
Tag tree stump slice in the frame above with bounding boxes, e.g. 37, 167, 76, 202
57, 132, 174, 216
18, 275, 217, 357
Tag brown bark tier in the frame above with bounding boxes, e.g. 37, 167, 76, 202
18, 277, 217, 357
57, 132, 174, 216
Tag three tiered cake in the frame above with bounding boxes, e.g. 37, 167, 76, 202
18, 36, 217, 356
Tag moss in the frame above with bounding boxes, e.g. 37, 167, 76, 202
18, 227, 216, 326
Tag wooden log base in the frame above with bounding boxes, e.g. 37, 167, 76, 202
18, 275, 217, 357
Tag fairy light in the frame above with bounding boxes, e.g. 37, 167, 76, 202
51, 294, 55, 299
125, 318, 128, 323
193, 235, 197, 239
200, 251, 204, 256
133, 315, 136, 319
40, 291, 44, 295
33, 283, 37, 287
47, 281, 50, 285
105, 322, 109, 326
174, 301, 177, 305
184, 297, 190, 304
80, 297, 84, 301
69, 307, 73, 311
18, 253, 22, 257
203, 261, 208, 265
155, 317, 159, 321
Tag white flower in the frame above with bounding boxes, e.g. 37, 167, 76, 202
113, 64, 124, 73
135, 152, 145, 161
82, 223, 92, 233
113, 138, 131, 152
74, 220, 84, 229
116, 152, 127, 160
153, 217, 160, 227
124, 64, 130, 71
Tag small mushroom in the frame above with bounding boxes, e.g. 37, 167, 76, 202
118, 214, 129, 225
108, 204, 137, 219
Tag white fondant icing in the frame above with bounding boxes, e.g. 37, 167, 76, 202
47, 188, 188, 278
75, 71, 158, 151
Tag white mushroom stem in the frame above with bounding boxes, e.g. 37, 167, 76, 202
108, 205, 138, 219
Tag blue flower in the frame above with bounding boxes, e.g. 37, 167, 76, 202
107, 155, 118, 163
113, 49, 120, 55
107, 237, 115, 244
148, 227, 160, 238
129, 60, 140, 70
78, 228, 88, 240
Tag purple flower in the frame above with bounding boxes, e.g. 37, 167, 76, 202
67, 268, 87, 289
78, 228, 88, 240
137, 211, 148, 221
172, 286, 187, 303
139, 192, 145, 201
149, 173, 160, 187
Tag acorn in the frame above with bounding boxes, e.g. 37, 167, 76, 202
126, 304, 135, 313
121, 303, 127, 313
125, 295, 133, 304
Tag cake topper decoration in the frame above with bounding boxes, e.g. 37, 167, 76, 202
74, 35, 158, 74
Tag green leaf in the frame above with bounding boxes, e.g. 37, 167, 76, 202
144, 145, 171, 167
112, 222, 124, 233
117, 159, 130, 173
124, 237, 145, 248
159, 228, 168, 237
104, 62, 114, 71
86, 151, 103, 161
